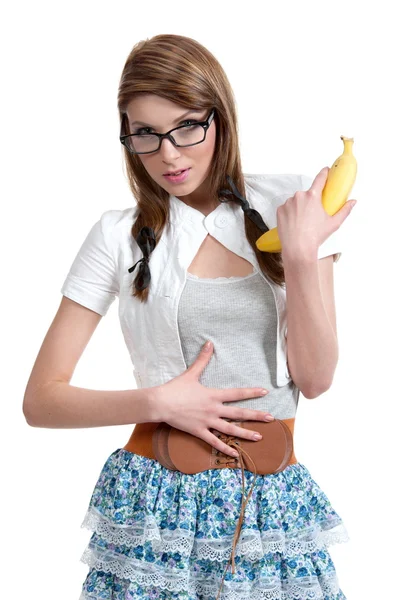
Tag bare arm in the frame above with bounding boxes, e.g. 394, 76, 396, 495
24, 380, 157, 429
23, 296, 157, 429
282, 251, 338, 398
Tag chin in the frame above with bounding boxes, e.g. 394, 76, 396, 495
163, 179, 198, 196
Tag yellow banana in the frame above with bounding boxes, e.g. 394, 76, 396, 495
255, 136, 358, 253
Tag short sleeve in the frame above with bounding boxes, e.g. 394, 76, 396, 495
300, 174, 343, 262
60, 210, 120, 316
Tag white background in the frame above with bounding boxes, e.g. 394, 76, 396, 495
2, 1, 398, 598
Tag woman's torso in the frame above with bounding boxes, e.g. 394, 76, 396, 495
178, 233, 299, 419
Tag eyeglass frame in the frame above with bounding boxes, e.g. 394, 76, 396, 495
120, 108, 216, 155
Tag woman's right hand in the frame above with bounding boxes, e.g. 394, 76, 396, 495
150, 341, 274, 458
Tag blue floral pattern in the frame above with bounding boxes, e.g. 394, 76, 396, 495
79, 448, 348, 599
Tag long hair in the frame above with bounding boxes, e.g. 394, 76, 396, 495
117, 34, 336, 303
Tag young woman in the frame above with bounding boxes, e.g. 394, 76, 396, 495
23, 34, 355, 600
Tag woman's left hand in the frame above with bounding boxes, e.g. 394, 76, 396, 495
276, 166, 357, 258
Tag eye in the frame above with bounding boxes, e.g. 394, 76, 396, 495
134, 127, 154, 135
134, 119, 199, 135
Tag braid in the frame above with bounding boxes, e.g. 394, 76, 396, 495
218, 175, 269, 233
128, 226, 156, 291
127, 175, 267, 293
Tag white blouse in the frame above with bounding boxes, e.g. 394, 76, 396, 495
60, 173, 343, 389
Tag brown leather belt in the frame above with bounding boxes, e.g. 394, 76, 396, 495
123, 419, 297, 465
122, 419, 297, 600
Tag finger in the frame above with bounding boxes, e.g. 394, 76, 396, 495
201, 428, 240, 458
307, 166, 330, 197
223, 407, 275, 422
186, 341, 214, 378
216, 387, 269, 402
331, 199, 357, 227
213, 419, 272, 441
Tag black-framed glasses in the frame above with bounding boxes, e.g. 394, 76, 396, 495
120, 108, 215, 155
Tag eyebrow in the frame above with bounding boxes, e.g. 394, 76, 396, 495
130, 109, 204, 128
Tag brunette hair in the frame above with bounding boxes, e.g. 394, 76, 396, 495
117, 34, 339, 302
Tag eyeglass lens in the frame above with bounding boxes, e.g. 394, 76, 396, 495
125, 124, 206, 154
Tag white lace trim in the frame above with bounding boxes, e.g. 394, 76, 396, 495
186, 269, 259, 283
81, 505, 349, 562
194, 522, 349, 561
80, 543, 341, 599
81, 506, 194, 555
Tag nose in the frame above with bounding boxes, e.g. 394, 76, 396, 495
158, 136, 181, 159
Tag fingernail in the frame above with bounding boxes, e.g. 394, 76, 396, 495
204, 341, 211, 351
261, 389, 269, 395
264, 414, 274, 421
350, 200, 357, 209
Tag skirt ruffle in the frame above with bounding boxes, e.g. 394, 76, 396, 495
79, 448, 349, 599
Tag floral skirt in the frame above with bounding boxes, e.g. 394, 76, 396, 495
79, 448, 349, 600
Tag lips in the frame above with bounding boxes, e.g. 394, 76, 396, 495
164, 168, 188, 176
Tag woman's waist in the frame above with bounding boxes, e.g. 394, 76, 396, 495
122, 418, 298, 467
220, 387, 299, 420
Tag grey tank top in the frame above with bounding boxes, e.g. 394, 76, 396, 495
177, 266, 299, 420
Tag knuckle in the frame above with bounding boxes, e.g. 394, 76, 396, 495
211, 392, 220, 404
242, 429, 254, 439
215, 439, 226, 453
203, 432, 214, 446
229, 424, 240, 436
218, 440, 231, 453
211, 396, 224, 413
223, 422, 234, 435
210, 421, 223, 434
208, 401, 218, 413
235, 409, 245, 420
213, 405, 224, 418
